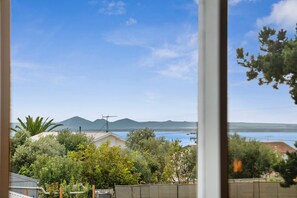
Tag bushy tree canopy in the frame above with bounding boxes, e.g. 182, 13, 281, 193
10, 129, 30, 156
273, 141, 297, 187
31, 155, 82, 186
126, 129, 197, 184
228, 134, 279, 179
162, 142, 197, 184
69, 142, 139, 188
126, 128, 156, 150
237, 25, 297, 104
56, 129, 92, 152
12, 136, 66, 176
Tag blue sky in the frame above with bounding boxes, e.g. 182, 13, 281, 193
11, 0, 297, 123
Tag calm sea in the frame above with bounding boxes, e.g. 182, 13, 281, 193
114, 131, 297, 149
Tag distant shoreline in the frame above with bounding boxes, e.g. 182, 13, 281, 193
10, 117, 297, 133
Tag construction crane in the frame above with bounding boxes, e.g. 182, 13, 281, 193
102, 115, 117, 132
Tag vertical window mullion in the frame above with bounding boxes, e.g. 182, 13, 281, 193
198, 0, 228, 197
0, 0, 11, 197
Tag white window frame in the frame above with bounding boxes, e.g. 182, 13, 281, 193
0, 0, 228, 197
198, 0, 228, 197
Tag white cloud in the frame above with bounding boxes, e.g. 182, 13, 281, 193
104, 27, 198, 80
126, 18, 137, 26
99, 1, 126, 16
103, 28, 152, 46
229, 0, 241, 5
229, 0, 255, 6
256, 0, 297, 31
152, 48, 179, 59
147, 32, 198, 80
158, 60, 194, 79
244, 30, 257, 38
88, 0, 98, 5
105, 35, 145, 46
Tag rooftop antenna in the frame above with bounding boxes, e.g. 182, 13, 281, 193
102, 115, 117, 133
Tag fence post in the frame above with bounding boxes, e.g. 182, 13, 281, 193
24, 189, 28, 196
92, 185, 95, 198
140, 185, 142, 198
59, 186, 63, 198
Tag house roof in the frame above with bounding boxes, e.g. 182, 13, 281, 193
10, 172, 38, 183
30, 131, 126, 143
93, 132, 126, 143
30, 131, 106, 141
262, 142, 296, 155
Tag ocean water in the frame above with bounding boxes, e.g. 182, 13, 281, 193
232, 132, 297, 149
114, 131, 197, 146
114, 131, 297, 149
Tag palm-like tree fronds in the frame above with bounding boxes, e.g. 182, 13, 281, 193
12, 116, 63, 136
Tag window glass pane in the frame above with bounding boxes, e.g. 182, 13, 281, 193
228, 0, 297, 197
10, 0, 198, 197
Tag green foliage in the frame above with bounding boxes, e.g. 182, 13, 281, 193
31, 155, 82, 187
273, 147, 297, 187
228, 134, 279, 179
68, 144, 97, 185
56, 129, 92, 153
69, 142, 139, 188
162, 142, 197, 184
126, 128, 156, 150
237, 25, 297, 104
12, 116, 63, 136
125, 150, 152, 184
43, 180, 90, 198
11, 136, 65, 176
11, 126, 198, 188
10, 129, 30, 156
126, 129, 197, 184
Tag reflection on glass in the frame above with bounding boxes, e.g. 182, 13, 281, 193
229, 0, 297, 197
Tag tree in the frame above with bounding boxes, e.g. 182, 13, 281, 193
162, 142, 197, 184
237, 25, 297, 104
126, 129, 182, 183
237, 25, 297, 186
273, 142, 297, 187
11, 136, 65, 176
56, 129, 92, 153
126, 128, 156, 150
31, 155, 82, 187
12, 116, 63, 136
228, 134, 279, 179
10, 129, 30, 156
69, 142, 139, 188
124, 149, 151, 184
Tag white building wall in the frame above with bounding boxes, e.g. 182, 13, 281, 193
94, 136, 126, 148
